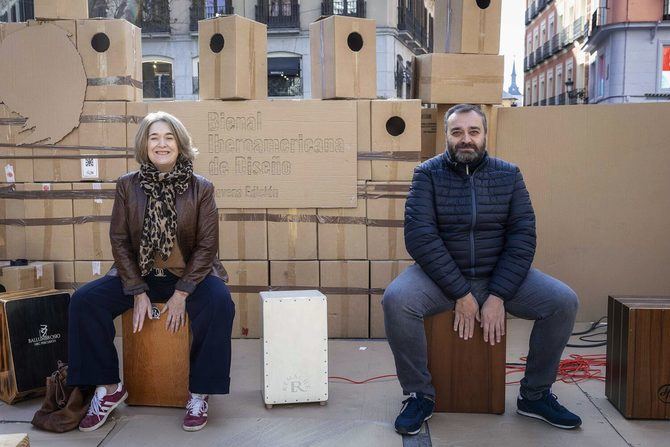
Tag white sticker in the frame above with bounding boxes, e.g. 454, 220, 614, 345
4, 164, 15, 183
358, 346, 368, 351
92, 261, 101, 276
34, 263, 43, 279
81, 157, 99, 179
92, 183, 103, 203
42, 183, 51, 191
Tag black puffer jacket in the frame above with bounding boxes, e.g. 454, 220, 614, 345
404, 151, 536, 301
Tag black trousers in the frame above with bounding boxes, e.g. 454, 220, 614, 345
67, 271, 235, 394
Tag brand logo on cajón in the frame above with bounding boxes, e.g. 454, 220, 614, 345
658, 384, 670, 404
27, 324, 61, 347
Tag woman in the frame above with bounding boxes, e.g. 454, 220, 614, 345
67, 111, 234, 432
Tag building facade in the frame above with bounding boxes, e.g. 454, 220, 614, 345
586, 0, 670, 104
0, 1, 433, 100
524, 0, 594, 106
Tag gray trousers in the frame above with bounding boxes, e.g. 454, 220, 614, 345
382, 265, 579, 400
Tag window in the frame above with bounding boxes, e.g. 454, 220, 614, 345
527, 34, 533, 55
541, 21, 546, 44
525, 82, 532, 106
193, 57, 200, 95
533, 28, 539, 50
268, 56, 302, 97
597, 54, 606, 97
1, 0, 34, 22
395, 55, 405, 98
539, 73, 545, 102
547, 69, 554, 101
661, 46, 670, 89
142, 59, 174, 99
549, 13, 555, 36
270, 0, 292, 17
532, 78, 538, 104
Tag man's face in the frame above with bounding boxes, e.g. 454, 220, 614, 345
446, 111, 487, 164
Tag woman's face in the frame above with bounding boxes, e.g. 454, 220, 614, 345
147, 120, 179, 172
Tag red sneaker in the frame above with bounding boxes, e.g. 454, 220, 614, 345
79, 384, 128, 432
183, 393, 209, 432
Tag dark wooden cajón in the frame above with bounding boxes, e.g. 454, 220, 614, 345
606, 296, 670, 419
122, 309, 190, 407
424, 310, 506, 413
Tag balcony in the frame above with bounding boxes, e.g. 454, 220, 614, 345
573, 17, 587, 40
190, 1, 234, 32
524, 55, 530, 72
530, 2, 538, 20
525, 8, 531, 25
538, 0, 547, 13
322, 1, 366, 18
139, 0, 171, 34
534, 47, 542, 64
397, 3, 431, 55
539, 98, 547, 106
542, 40, 550, 60
256, 0, 300, 30
557, 92, 566, 105
528, 52, 536, 69
550, 33, 559, 54
547, 96, 555, 106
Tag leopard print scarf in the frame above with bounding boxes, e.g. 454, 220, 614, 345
138, 157, 193, 276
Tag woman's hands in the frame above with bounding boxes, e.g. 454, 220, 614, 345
161, 290, 189, 333
133, 292, 153, 333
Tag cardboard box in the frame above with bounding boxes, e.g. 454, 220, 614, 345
0, 185, 26, 259
433, 0, 501, 54
370, 100, 421, 181
35, 0, 88, 19
414, 53, 503, 105
435, 104, 496, 158
225, 260, 268, 338
421, 107, 438, 160
0, 22, 27, 42
317, 191, 367, 260
320, 260, 369, 338
74, 260, 113, 284
267, 209, 318, 260
76, 19, 142, 101
357, 100, 372, 180
126, 102, 144, 173
365, 182, 411, 260
129, 100, 358, 209
73, 183, 115, 260
310, 15, 376, 99
53, 261, 76, 291
218, 209, 267, 260
370, 260, 413, 338
198, 15, 267, 100
0, 262, 55, 292
270, 260, 319, 288
34, 102, 128, 182
22, 183, 74, 261
27, 19, 77, 45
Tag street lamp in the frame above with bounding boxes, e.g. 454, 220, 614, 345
565, 79, 587, 104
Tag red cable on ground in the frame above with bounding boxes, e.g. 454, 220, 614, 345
506, 354, 606, 385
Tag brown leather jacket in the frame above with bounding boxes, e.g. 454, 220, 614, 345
107, 171, 228, 295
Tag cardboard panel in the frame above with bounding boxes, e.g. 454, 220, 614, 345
53, 261, 75, 292
495, 104, 670, 321
357, 100, 372, 180
76, 19, 142, 102
319, 260, 369, 338
310, 15, 376, 99
73, 183, 115, 260
219, 209, 267, 260
365, 182, 411, 260
369, 260, 413, 338
267, 209, 317, 260
0, 262, 55, 292
35, 0, 88, 19
74, 260, 113, 284
34, 102, 128, 182
0, 22, 86, 145
370, 100, 421, 181
198, 15, 267, 100
433, 0, 501, 54
414, 53, 503, 105
317, 193, 367, 260
269, 260, 319, 288
133, 100, 358, 208
421, 107, 438, 160
22, 183, 74, 261
225, 260, 268, 338
0, 185, 26, 259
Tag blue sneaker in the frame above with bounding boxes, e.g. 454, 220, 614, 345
517, 390, 582, 429
394, 392, 434, 435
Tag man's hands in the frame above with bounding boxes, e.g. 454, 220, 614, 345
480, 294, 505, 346
454, 293, 506, 345
161, 290, 188, 333
133, 292, 152, 333
454, 293, 480, 340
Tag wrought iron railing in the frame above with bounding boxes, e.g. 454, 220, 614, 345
256, 0, 300, 29
397, 4, 430, 54
190, 1, 234, 32
321, 1, 366, 18
139, 0, 171, 33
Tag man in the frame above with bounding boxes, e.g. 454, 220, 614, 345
383, 104, 581, 435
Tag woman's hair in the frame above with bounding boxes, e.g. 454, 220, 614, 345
134, 111, 199, 164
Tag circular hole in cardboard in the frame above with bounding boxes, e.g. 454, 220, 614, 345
210, 33, 225, 53
91, 33, 110, 53
347, 32, 364, 52
476, 0, 491, 9
386, 116, 406, 137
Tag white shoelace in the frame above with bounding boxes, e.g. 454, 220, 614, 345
186, 394, 208, 416
86, 387, 107, 417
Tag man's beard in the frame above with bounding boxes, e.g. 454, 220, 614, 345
447, 140, 486, 164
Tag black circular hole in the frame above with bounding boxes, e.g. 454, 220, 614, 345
91, 33, 110, 53
476, 0, 491, 9
347, 32, 364, 52
386, 116, 406, 137
210, 33, 225, 53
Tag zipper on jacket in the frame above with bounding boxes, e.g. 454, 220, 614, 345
467, 162, 484, 278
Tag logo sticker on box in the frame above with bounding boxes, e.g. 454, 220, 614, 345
81, 157, 99, 179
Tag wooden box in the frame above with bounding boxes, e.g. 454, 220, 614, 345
0, 289, 69, 404
122, 310, 190, 407
606, 296, 670, 419
424, 310, 505, 413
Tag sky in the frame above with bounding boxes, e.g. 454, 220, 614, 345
500, 0, 525, 93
